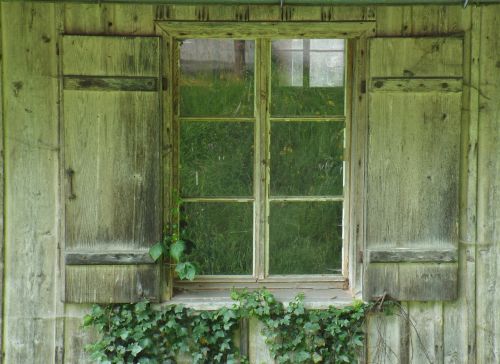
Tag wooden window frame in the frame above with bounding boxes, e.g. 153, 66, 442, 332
156, 21, 373, 294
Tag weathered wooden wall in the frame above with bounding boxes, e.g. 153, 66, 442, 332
0, 2, 499, 363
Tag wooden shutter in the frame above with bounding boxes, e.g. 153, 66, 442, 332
363, 37, 462, 301
62, 35, 162, 303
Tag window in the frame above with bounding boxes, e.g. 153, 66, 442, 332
174, 37, 349, 290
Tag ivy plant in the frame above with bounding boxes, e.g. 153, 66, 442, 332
149, 200, 197, 281
84, 290, 394, 364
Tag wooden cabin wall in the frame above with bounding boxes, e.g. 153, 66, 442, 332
0, 2, 499, 363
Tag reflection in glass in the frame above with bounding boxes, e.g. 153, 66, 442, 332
180, 121, 254, 197
271, 39, 345, 116
269, 202, 343, 274
180, 39, 255, 117
270, 122, 344, 196
183, 202, 253, 275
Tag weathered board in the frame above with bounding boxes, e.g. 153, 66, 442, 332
2, 2, 60, 363
476, 6, 500, 363
364, 36, 463, 302
62, 35, 162, 303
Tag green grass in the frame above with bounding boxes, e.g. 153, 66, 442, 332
179, 74, 345, 275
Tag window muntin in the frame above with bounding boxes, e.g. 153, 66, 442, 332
176, 38, 347, 283
271, 39, 345, 116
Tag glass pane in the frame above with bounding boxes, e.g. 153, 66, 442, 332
270, 122, 344, 196
180, 121, 254, 197
269, 202, 343, 274
271, 39, 345, 116
183, 202, 253, 275
180, 39, 255, 117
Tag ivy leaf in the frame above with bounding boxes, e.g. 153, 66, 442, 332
312, 352, 323, 363
149, 242, 164, 261
170, 240, 186, 262
175, 262, 196, 280
82, 314, 93, 327
338, 354, 350, 363
295, 351, 311, 362
129, 342, 143, 357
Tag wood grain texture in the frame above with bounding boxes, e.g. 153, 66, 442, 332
0, 4, 4, 359
365, 36, 462, 302
66, 265, 160, 303
2, 3, 59, 363
64, 3, 155, 35
368, 247, 457, 263
63, 35, 159, 76
348, 37, 368, 297
369, 37, 463, 78
476, 5, 500, 363
370, 77, 462, 93
157, 21, 376, 39
63, 91, 161, 251
154, 4, 374, 22
62, 35, 162, 303
63, 304, 97, 364
408, 302, 444, 364
366, 309, 409, 364
371, 6, 476, 363
367, 92, 461, 249
366, 263, 458, 301
63, 75, 158, 91
442, 6, 477, 364
65, 251, 153, 265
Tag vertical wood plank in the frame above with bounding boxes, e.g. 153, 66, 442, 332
63, 304, 97, 364
349, 37, 368, 296
408, 302, 443, 364
443, 6, 477, 364
366, 308, 409, 364
2, 3, 59, 363
0, 3, 4, 361
476, 4, 500, 363
248, 318, 274, 364
55, 5, 66, 363
375, 6, 404, 36
64, 3, 154, 35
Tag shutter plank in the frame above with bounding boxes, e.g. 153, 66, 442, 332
66, 265, 159, 303
62, 35, 162, 303
366, 263, 457, 301
63, 35, 159, 77
64, 91, 161, 251
367, 93, 461, 249
364, 37, 462, 301
369, 37, 463, 78
65, 252, 153, 265
63, 75, 158, 92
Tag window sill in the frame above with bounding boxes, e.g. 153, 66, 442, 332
166, 288, 359, 310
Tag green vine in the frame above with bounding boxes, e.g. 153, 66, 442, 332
84, 290, 394, 364
149, 198, 198, 281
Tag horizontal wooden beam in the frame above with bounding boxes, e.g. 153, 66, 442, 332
65, 252, 154, 265
63, 76, 158, 92
179, 117, 255, 123
367, 247, 458, 263
370, 77, 463, 93
157, 21, 376, 39
364, 262, 458, 301
19, 0, 500, 5
270, 116, 345, 123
